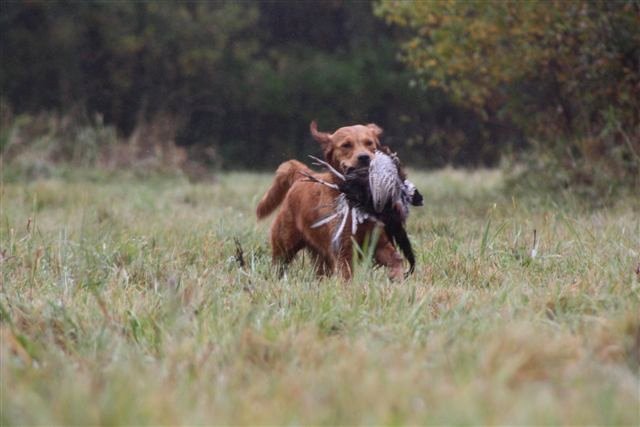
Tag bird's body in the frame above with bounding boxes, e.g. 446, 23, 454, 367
307, 151, 423, 275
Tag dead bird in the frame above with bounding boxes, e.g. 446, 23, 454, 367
303, 150, 423, 275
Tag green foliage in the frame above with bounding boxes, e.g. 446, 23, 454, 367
1, 2, 260, 132
376, 0, 640, 188
1, 0, 502, 168
3, 0, 637, 178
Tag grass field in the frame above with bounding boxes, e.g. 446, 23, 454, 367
1, 167, 639, 425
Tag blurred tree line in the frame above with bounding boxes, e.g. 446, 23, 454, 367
376, 0, 639, 189
0, 0, 508, 169
1, 0, 638, 187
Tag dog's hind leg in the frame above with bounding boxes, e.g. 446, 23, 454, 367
273, 247, 303, 278
270, 211, 305, 277
272, 237, 304, 277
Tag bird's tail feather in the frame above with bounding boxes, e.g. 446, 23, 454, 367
385, 220, 415, 275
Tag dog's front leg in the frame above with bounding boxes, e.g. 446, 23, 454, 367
307, 250, 334, 277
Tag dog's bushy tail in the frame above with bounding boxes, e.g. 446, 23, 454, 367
256, 160, 311, 219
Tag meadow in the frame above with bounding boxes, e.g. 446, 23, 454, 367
1, 167, 639, 425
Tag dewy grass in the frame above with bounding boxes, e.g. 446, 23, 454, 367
1, 168, 639, 425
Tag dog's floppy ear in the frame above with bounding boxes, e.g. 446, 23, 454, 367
366, 123, 383, 137
311, 121, 337, 165
310, 120, 331, 148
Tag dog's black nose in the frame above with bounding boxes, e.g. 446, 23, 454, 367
357, 154, 371, 166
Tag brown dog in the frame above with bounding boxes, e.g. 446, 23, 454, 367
256, 121, 405, 280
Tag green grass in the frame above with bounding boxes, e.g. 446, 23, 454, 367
1, 167, 639, 425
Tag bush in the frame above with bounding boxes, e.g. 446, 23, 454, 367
0, 110, 197, 181
377, 0, 640, 190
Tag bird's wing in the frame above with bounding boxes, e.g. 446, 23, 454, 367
369, 151, 402, 212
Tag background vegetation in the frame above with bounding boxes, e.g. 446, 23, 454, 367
377, 0, 640, 193
2, 0, 637, 185
2, 0, 497, 169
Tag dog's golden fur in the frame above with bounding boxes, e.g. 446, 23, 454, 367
256, 121, 404, 280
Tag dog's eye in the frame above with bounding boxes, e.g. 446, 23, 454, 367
365, 140, 374, 146
341, 142, 353, 149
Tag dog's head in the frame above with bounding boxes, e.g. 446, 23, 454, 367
310, 121, 384, 173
